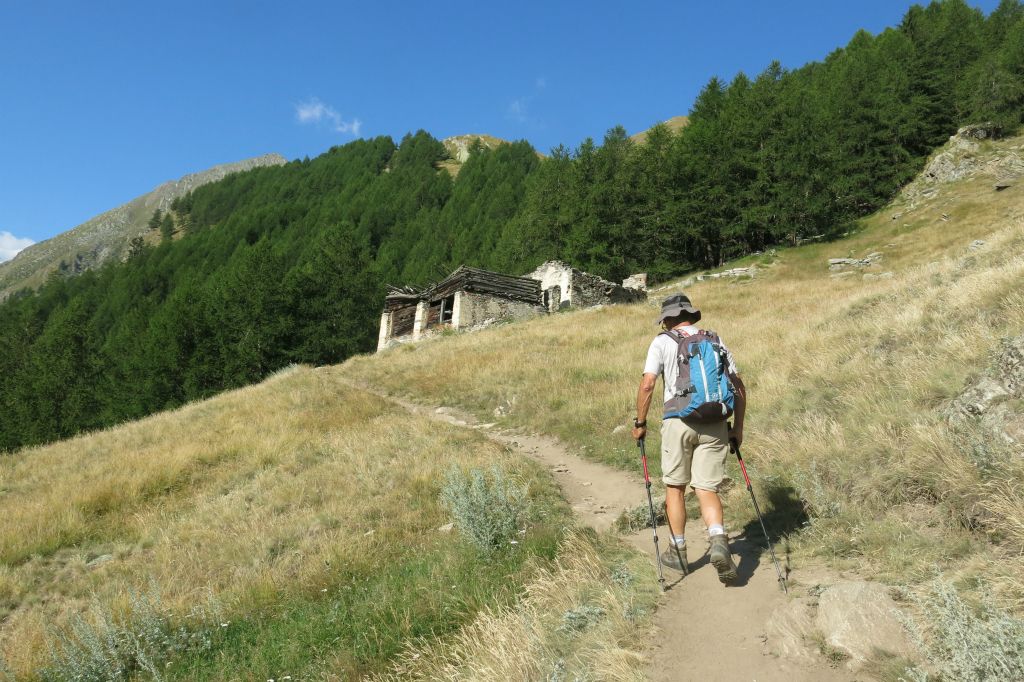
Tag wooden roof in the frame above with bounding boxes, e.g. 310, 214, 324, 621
384, 265, 542, 310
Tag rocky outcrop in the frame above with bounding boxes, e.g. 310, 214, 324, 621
828, 253, 883, 271
946, 335, 1024, 449
696, 266, 756, 281
901, 124, 1024, 204
0, 153, 287, 300
815, 581, 918, 665
764, 578, 919, 671
442, 134, 507, 164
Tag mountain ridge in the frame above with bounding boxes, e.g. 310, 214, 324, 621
0, 153, 287, 300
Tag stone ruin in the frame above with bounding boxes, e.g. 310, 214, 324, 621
377, 261, 647, 350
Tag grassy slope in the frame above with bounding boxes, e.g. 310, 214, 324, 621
0, 366, 588, 679
3, 131, 1021, 680
344, 133, 1024, 605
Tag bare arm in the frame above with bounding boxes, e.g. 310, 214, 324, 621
730, 373, 747, 446
632, 373, 658, 440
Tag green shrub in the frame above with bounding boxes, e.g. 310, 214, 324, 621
901, 579, 1024, 681
559, 604, 606, 634
440, 465, 529, 553
40, 586, 222, 682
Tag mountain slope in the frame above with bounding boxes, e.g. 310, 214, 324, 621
438, 133, 543, 176
629, 115, 689, 144
0, 153, 286, 300
2, 129, 1023, 680
342, 128, 1024, 676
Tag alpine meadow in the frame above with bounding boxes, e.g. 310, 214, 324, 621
2, 1, 1024, 681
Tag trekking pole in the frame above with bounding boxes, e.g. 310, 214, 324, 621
637, 438, 667, 591
729, 435, 788, 594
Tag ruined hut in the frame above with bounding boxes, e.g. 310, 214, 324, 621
528, 261, 647, 310
378, 266, 543, 350
377, 261, 647, 351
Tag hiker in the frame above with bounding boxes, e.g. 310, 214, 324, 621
631, 293, 747, 584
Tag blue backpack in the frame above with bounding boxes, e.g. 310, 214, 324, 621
661, 329, 735, 422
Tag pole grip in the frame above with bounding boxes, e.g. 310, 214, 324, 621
730, 435, 754, 489
638, 438, 651, 483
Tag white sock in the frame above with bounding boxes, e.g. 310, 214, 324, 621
708, 524, 726, 537
671, 535, 686, 548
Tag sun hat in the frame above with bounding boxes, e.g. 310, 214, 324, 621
655, 293, 701, 324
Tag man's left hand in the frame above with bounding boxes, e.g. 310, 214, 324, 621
729, 423, 743, 449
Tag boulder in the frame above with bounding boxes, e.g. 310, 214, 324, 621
815, 581, 918, 665
946, 336, 1024, 449
622, 273, 648, 291
828, 254, 883, 271
764, 599, 819, 664
87, 554, 114, 569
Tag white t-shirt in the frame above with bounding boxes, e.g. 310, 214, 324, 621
643, 325, 739, 404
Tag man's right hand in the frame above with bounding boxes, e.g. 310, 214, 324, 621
631, 425, 647, 441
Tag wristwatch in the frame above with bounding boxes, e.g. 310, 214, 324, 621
633, 418, 647, 428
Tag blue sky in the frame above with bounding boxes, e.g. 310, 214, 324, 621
0, 0, 1000, 256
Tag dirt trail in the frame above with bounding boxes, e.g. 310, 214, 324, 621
345, 380, 852, 682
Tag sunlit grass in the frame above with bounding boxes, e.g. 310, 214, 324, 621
0, 366, 573, 678
342, 136, 1024, 606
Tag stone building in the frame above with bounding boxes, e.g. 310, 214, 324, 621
528, 261, 647, 310
377, 261, 647, 351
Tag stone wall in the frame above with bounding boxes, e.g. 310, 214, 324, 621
570, 269, 647, 307
455, 291, 541, 329
525, 260, 646, 308
527, 262, 574, 306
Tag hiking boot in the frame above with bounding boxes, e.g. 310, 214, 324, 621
660, 543, 688, 573
709, 535, 738, 585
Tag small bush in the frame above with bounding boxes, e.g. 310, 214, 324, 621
902, 578, 1024, 681
559, 604, 606, 634
440, 465, 529, 553
613, 499, 664, 534
40, 586, 222, 682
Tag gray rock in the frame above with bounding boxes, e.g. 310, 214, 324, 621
87, 554, 114, 568
969, 239, 986, 250
612, 424, 628, 435
493, 397, 517, 418
438, 522, 455, 533
764, 599, 819, 663
946, 336, 1024, 449
815, 581, 918, 666
829, 254, 883, 271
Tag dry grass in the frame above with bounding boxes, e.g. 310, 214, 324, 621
343, 134, 1024, 607
368, 531, 657, 682
0, 365, 574, 678
4, 132, 1022, 679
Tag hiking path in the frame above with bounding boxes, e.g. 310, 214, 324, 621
340, 376, 853, 682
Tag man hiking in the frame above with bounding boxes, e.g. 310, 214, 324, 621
631, 293, 747, 584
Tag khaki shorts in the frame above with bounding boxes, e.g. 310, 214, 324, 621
661, 418, 730, 491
